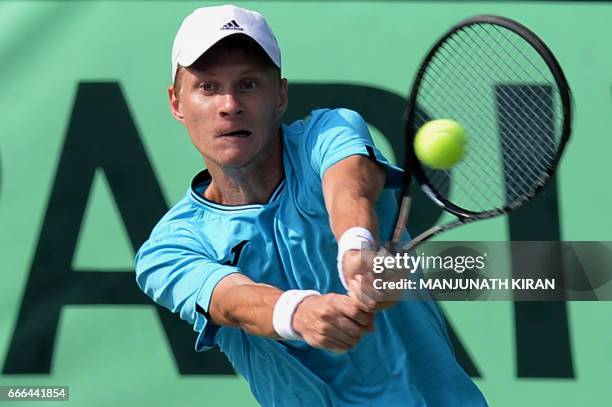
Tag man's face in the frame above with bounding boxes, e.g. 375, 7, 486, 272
169, 46, 288, 170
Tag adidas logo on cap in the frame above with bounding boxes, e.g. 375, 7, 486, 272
221, 20, 244, 31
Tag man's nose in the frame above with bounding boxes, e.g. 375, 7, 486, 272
219, 92, 244, 118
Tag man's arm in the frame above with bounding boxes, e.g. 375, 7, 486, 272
322, 155, 385, 242
135, 222, 373, 352
208, 273, 283, 337
322, 154, 400, 310
208, 273, 374, 350
322, 154, 385, 290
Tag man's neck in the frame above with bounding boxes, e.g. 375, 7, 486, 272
203, 132, 284, 206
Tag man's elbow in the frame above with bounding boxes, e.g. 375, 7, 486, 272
133, 251, 167, 306
134, 250, 149, 293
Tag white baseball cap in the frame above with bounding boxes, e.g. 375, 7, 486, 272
171, 4, 281, 82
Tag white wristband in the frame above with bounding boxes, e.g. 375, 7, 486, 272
273, 290, 321, 341
336, 227, 376, 290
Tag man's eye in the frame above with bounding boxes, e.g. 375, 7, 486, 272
199, 83, 216, 92
241, 80, 257, 90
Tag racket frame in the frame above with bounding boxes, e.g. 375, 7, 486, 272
394, 15, 573, 249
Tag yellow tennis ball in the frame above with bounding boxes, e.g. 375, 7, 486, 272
414, 119, 467, 169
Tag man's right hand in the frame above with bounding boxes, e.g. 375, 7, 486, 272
292, 293, 374, 351
343, 249, 406, 312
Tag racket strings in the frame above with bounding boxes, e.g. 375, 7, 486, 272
495, 87, 557, 171
463, 25, 563, 147
445, 31, 560, 162
419, 102, 502, 191
417, 60, 546, 209
427, 42, 554, 176
424, 49, 551, 178
415, 83, 512, 189
460, 26, 562, 144
489, 25, 558, 89
415, 90, 531, 212
417, 94, 545, 211
412, 22, 564, 213
494, 86, 557, 162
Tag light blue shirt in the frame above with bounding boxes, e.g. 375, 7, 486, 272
135, 108, 487, 406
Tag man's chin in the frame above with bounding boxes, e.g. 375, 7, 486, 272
206, 142, 277, 172
214, 153, 258, 171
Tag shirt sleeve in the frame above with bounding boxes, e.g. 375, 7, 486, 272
304, 108, 404, 189
134, 223, 239, 351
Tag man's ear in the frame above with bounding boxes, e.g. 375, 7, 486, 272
276, 78, 289, 120
168, 86, 185, 124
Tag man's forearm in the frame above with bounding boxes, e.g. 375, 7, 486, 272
209, 274, 283, 338
208, 273, 373, 349
322, 155, 393, 305
329, 195, 379, 241
322, 155, 386, 241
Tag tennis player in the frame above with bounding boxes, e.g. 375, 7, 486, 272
135, 4, 487, 406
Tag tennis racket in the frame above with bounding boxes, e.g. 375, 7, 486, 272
391, 15, 572, 252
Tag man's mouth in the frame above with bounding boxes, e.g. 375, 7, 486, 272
220, 130, 252, 138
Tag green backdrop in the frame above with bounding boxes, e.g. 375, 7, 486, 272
1, 1, 611, 406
